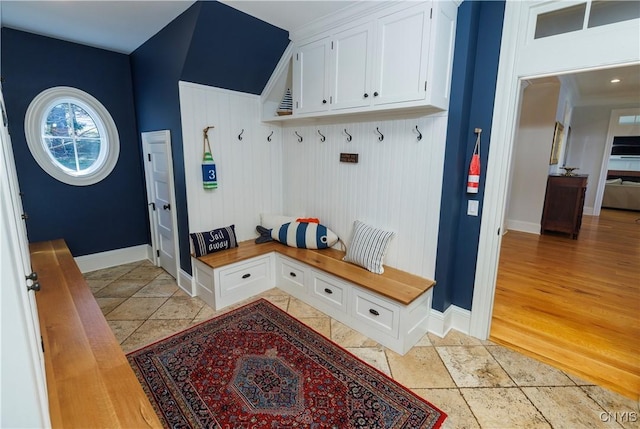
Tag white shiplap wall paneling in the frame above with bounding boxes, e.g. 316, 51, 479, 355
281, 114, 447, 279
179, 82, 283, 242
180, 79, 447, 280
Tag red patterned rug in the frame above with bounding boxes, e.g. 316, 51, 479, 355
127, 299, 447, 428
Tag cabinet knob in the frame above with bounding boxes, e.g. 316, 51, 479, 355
322, 99, 327, 104
324, 288, 333, 294
242, 273, 251, 279
369, 308, 379, 316
289, 272, 297, 277
373, 92, 379, 97
364, 93, 369, 98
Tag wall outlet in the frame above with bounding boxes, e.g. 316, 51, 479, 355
467, 200, 479, 216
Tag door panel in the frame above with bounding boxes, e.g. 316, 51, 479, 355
142, 130, 178, 279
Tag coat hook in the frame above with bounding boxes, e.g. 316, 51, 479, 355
267, 130, 274, 142
376, 127, 384, 141
238, 129, 244, 141
344, 128, 352, 142
294, 131, 303, 143
317, 129, 326, 142
415, 125, 422, 141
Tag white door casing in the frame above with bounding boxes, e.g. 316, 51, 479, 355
0, 86, 50, 427
471, 1, 640, 340
142, 130, 179, 280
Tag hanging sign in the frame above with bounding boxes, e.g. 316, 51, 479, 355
202, 126, 217, 189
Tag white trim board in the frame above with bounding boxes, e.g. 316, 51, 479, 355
428, 305, 471, 338
74, 244, 151, 273
470, 2, 640, 340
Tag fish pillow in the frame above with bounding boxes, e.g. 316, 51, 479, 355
256, 222, 339, 249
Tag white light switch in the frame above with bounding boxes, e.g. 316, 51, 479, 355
467, 200, 479, 216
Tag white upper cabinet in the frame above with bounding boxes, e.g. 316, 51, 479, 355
372, 4, 430, 106
293, 37, 331, 114
332, 22, 374, 110
264, 1, 458, 121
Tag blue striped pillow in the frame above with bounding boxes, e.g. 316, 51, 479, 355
343, 221, 394, 274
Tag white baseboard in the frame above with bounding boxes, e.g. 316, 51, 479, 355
178, 269, 194, 296
429, 305, 472, 338
583, 206, 594, 216
75, 245, 151, 273
505, 219, 540, 235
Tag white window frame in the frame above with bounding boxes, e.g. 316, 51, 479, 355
24, 86, 120, 186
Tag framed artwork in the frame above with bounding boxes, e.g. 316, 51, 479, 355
550, 121, 564, 165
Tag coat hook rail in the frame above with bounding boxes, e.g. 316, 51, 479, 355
317, 129, 326, 142
294, 131, 303, 143
238, 129, 244, 141
376, 127, 384, 141
344, 129, 352, 142
415, 125, 422, 141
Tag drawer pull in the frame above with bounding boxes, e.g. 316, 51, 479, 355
324, 288, 333, 294
290, 272, 297, 277
242, 273, 251, 279
369, 308, 380, 316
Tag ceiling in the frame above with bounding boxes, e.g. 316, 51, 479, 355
1, 1, 638, 104
0, 0, 356, 54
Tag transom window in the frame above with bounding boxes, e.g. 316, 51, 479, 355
25, 87, 119, 186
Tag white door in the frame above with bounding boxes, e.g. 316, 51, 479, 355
332, 22, 374, 110
0, 86, 50, 427
372, 3, 430, 106
294, 36, 331, 114
142, 130, 179, 279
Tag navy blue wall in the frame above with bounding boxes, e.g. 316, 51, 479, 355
131, 1, 289, 274
433, 0, 505, 312
1, 28, 148, 257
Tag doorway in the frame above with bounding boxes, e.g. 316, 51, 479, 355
141, 130, 179, 280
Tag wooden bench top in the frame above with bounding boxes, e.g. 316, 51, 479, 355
197, 240, 436, 306
30, 239, 162, 429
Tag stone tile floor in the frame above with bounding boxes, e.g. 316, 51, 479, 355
87, 260, 639, 429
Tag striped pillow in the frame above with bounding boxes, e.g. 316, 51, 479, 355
343, 221, 394, 274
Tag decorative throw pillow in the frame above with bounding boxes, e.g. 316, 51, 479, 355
343, 220, 395, 274
190, 225, 238, 257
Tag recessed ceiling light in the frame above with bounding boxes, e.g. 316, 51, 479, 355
610, 78, 621, 83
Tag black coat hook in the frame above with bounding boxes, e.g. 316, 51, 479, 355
376, 127, 384, 141
317, 129, 326, 142
294, 131, 303, 143
238, 129, 244, 141
344, 129, 352, 142
267, 130, 274, 142
415, 125, 422, 141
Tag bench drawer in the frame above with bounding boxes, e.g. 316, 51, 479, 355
310, 270, 348, 313
215, 255, 273, 308
352, 288, 400, 338
276, 256, 307, 298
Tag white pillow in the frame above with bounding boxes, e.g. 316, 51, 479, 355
260, 213, 299, 230
606, 178, 622, 185
622, 180, 640, 186
343, 220, 394, 274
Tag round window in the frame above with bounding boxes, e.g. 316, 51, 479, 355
25, 87, 119, 186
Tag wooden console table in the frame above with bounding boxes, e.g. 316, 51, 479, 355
541, 174, 588, 239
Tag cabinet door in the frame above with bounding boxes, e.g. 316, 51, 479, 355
331, 22, 374, 110
293, 37, 331, 114
372, 3, 431, 106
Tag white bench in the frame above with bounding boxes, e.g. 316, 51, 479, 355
193, 240, 436, 355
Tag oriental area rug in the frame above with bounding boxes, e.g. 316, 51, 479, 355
127, 299, 447, 428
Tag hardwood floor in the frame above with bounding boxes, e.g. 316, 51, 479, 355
490, 209, 640, 400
